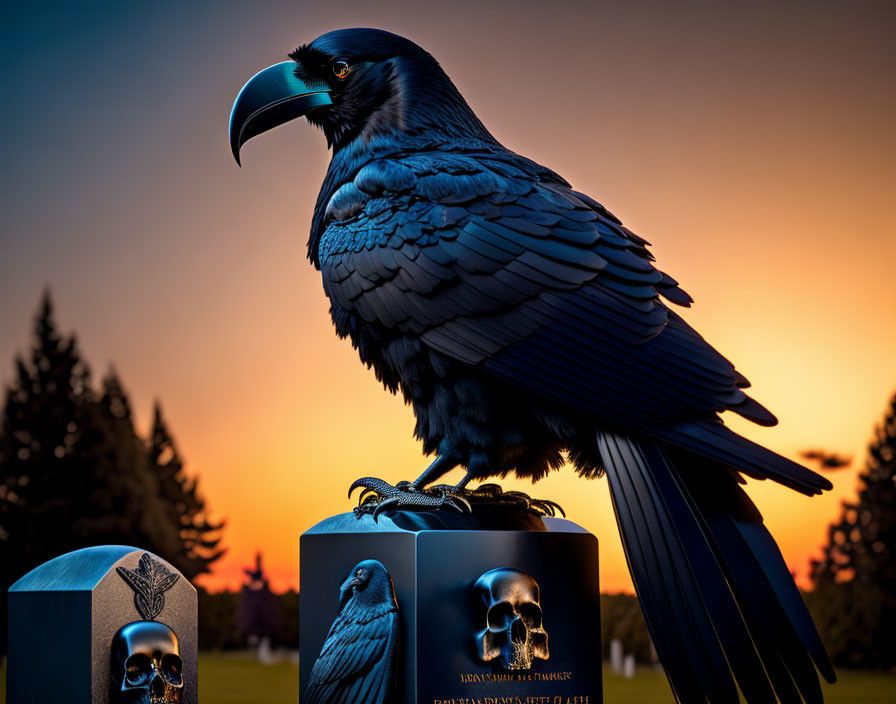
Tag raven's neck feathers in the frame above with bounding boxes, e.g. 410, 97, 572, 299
307, 55, 501, 267
328, 54, 495, 152
379, 54, 494, 145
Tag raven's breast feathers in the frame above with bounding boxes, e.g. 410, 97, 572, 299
316, 145, 770, 426
312, 142, 831, 496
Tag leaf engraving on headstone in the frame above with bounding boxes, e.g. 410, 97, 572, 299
116, 553, 180, 620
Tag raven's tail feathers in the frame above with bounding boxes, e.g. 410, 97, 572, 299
597, 431, 835, 704
651, 420, 832, 496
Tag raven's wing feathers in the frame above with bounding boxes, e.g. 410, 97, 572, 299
319, 149, 830, 495
598, 432, 835, 703
598, 432, 836, 704
304, 599, 398, 704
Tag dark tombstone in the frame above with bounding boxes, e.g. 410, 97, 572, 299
7, 545, 198, 704
300, 511, 601, 704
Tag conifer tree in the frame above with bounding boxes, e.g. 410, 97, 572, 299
148, 402, 225, 578
0, 292, 226, 652
92, 369, 182, 559
809, 392, 896, 667
0, 292, 95, 652
1, 292, 92, 577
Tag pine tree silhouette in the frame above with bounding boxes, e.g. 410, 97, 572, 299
1, 292, 93, 571
149, 402, 226, 578
0, 292, 226, 653
808, 391, 896, 667
91, 368, 182, 561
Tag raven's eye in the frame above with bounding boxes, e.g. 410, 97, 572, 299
333, 61, 351, 80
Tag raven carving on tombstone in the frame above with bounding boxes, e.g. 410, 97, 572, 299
304, 559, 399, 704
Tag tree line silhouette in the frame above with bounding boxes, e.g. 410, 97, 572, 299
1, 292, 893, 666
598, 390, 896, 670
0, 292, 224, 654
805, 391, 896, 668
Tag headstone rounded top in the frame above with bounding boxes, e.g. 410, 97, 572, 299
9, 545, 191, 593
7, 546, 198, 704
304, 511, 592, 536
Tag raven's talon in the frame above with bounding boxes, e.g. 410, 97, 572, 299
348, 476, 475, 518
356, 487, 380, 504
372, 496, 401, 522
454, 495, 473, 513
538, 499, 566, 518
443, 491, 472, 513
428, 484, 472, 512
460, 484, 565, 517
349, 477, 397, 499
348, 477, 562, 519
442, 498, 465, 514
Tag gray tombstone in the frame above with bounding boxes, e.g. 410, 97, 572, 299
7, 545, 197, 704
610, 638, 623, 674
623, 653, 636, 679
300, 511, 602, 704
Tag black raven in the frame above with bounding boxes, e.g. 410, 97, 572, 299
305, 559, 399, 704
230, 28, 835, 703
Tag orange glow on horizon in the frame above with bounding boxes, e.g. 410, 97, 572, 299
2, 2, 893, 597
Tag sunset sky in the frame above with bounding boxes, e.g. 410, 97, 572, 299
2, 0, 894, 592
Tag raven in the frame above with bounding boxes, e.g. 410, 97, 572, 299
305, 559, 399, 704
230, 28, 835, 703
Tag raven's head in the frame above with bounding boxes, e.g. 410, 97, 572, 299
230, 28, 492, 163
338, 558, 397, 610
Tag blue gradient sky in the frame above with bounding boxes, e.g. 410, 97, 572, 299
2, 0, 894, 590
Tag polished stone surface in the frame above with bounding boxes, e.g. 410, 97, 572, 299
301, 511, 602, 703
7, 546, 197, 704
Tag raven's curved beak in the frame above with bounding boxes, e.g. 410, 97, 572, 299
338, 575, 362, 608
229, 61, 332, 165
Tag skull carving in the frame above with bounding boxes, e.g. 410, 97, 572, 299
111, 621, 184, 704
473, 568, 549, 670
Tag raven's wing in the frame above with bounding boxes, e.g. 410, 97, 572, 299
304, 599, 399, 704
318, 150, 830, 495
599, 432, 835, 704
318, 149, 835, 703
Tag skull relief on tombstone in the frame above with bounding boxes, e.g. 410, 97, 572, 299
473, 567, 550, 670
111, 621, 184, 704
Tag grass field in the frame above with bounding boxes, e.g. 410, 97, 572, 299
2, 655, 895, 702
